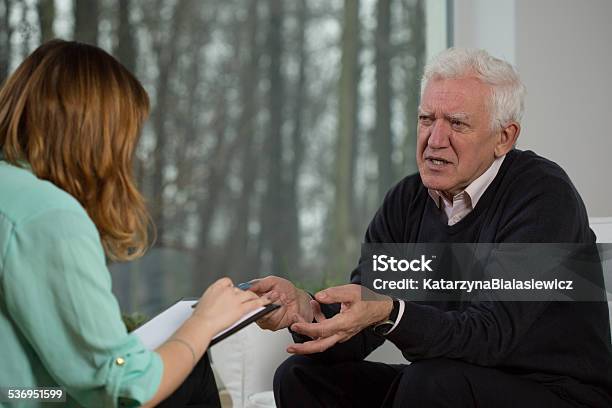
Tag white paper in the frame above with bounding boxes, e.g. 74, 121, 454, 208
133, 299, 267, 350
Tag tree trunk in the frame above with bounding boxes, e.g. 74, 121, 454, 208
73, 0, 98, 45
194, 90, 246, 289
375, 0, 394, 198
172, 13, 211, 250
37, 0, 55, 43
402, 0, 425, 175
223, 0, 262, 282
260, 0, 286, 277
149, 0, 191, 246
0, 0, 12, 81
285, 0, 309, 276
330, 0, 360, 281
18, 0, 31, 59
115, 0, 135, 72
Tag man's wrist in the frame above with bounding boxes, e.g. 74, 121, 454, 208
298, 289, 315, 323
372, 299, 400, 336
375, 297, 395, 324
385, 300, 404, 335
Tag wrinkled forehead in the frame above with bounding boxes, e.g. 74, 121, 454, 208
419, 76, 491, 116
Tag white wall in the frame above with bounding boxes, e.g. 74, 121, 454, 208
453, 0, 612, 217
453, 0, 516, 64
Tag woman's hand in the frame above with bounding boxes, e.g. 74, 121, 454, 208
191, 277, 270, 338
146, 277, 269, 407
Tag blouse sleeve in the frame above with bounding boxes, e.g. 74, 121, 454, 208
2, 208, 163, 407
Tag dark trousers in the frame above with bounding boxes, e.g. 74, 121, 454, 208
157, 353, 221, 408
274, 355, 577, 408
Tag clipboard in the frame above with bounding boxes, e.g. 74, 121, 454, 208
211, 303, 279, 345
133, 298, 280, 349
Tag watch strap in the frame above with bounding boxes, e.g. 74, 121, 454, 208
372, 299, 400, 336
389, 299, 400, 322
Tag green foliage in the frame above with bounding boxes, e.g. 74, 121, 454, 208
122, 312, 148, 333
294, 274, 348, 294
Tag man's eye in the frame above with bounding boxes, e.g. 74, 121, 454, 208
419, 115, 433, 125
451, 120, 467, 129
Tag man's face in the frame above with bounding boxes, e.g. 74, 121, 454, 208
416, 76, 499, 197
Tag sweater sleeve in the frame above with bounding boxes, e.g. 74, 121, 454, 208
386, 174, 592, 365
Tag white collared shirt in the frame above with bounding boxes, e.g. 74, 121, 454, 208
427, 155, 506, 226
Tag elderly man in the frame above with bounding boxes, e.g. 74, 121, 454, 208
250, 48, 612, 407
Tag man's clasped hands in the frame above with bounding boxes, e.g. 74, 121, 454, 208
248, 276, 393, 355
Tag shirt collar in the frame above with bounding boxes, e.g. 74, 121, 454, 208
428, 154, 506, 209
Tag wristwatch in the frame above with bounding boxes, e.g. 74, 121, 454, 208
372, 299, 400, 336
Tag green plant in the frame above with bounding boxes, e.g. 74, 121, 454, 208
122, 312, 148, 332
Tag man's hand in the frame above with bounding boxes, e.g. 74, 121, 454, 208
287, 284, 393, 355
249, 276, 314, 331
192, 277, 270, 338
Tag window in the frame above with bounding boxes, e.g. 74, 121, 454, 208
0, 0, 449, 317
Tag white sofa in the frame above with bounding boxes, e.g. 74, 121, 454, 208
210, 324, 292, 408
591, 217, 612, 243
589, 217, 612, 338
213, 218, 612, 407
209, 315, 406, 407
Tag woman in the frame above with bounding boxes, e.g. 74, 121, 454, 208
0, 40, 268, 407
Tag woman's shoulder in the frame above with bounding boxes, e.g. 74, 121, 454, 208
0, 162, 105, 282
0, 162, 90, 228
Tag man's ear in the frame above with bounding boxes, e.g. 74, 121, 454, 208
495, 122, 520, 157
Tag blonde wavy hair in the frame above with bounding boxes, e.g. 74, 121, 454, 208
0, 39, 151, 261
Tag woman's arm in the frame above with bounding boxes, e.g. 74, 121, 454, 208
2, 208, 267, 407
143, 278, 269, 407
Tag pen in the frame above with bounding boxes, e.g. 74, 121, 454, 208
191, 281, 253, 308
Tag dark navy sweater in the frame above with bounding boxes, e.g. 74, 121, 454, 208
305, 149, 612, 407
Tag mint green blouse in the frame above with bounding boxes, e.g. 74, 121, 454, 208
0, 159, 163, 407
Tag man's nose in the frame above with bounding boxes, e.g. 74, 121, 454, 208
428, 120, 451, 148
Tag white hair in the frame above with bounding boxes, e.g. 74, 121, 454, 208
421, 48, 527, 129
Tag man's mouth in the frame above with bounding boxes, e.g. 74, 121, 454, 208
425, 157, 452, 166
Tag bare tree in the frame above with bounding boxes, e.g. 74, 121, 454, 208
170, 11, 211, 248
73, 0, 98, 44
37, 0, 55, 43
374, 0, 394, 198
148, 0, 192, 245
223, 0, 263, 282
115, 0, 135, 72
260, 0, 287, 277
401, 0, 425, 175
283, 0, 309, 276
0, 0, 13, 81
329, 0, 361, 281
